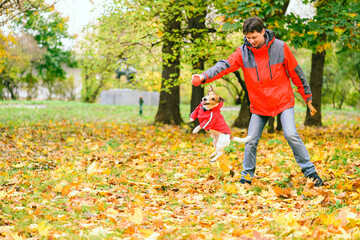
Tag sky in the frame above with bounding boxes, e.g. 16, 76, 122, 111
49, 0, 107, 49
50, 0, 314, 50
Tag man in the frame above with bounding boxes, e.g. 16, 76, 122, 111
191, 17, 324, 187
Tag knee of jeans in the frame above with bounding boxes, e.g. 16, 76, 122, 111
284, 132, 300, 141
246, 137, 259, 147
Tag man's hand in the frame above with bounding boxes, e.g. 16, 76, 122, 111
307, 100, 317, 116
189, 118, 194, 122
192, 74, 205, 86
192, 125, 201, 134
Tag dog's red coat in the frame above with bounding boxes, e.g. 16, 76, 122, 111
190, 102, 231, 135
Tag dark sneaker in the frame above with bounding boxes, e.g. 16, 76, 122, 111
307, 172, 324, 187
239, 179, 252, 185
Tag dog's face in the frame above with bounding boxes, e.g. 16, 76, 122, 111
202, 85, 225, 110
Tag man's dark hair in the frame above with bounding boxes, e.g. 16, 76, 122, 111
243, 17, 264, 35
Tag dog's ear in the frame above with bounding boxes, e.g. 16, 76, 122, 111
219, 96, 226, 102
209, 85, 214, 92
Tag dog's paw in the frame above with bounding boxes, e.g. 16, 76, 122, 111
233, 135, 251, 143
192, 126, 201, 134
244, 135, 251, 142
209, 159, 216, 164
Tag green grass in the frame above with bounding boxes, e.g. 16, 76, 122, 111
0, 100, 359, 128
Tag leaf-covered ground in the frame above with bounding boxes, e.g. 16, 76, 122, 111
0, 104, 360, 239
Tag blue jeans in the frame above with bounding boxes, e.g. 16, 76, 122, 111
241, 107, 316, 181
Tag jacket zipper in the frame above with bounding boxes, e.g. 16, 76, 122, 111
268, 60, 273, 79
255, 63, 260, 82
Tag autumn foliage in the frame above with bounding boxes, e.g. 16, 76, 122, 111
0, 108, 360, 239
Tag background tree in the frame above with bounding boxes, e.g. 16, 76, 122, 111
12, 34, 44, 100
15, 4, 77, 99
288, 0, 360, 126
0, 31, 18, 99
154, 2, 183, 125
0, 0, 53, 26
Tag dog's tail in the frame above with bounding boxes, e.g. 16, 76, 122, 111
232, 135, 251, 143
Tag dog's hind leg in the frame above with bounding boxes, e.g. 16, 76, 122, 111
210, 150, 223, 163
209, 134, 230, 163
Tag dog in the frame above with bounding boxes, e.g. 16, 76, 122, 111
190, 85, 251, 163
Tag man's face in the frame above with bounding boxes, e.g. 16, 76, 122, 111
245, 29, 265, 48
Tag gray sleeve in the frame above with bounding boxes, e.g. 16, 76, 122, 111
201, 60, 231, 81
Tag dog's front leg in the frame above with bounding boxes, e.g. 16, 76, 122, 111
192, 125, 201, 134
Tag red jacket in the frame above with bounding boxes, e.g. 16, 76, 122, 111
190, 102, 231, 134
201, 30, 312, 117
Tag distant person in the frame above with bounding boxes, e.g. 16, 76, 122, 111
139, 96, 144, 116
191, 17, 323, 187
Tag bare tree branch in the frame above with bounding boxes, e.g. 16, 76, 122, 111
0, 0, 57, 26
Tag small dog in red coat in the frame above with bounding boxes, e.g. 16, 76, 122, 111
190, 85, 251, 163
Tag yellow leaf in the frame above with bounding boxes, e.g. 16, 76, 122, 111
157, 31, 163, 37
101, 168, 111, 175
138, 228, 154, 237
182, 198, 195, 205
243, 173, 253, 181
218, 159, 233, 173
10, 233, 25, 240
128, 208, 144, 225
36, 221, 52, 237
334, 27, 345, 34
90, 145, 99, 151
316, 42, 332, 53
319, 213, 341, 226
56, 215, 69, 221
87, 161, 99, 174
105, 208, 119, 216
309, 195, 325, 205
135, 195, 146, 206
179, 142, 189, 148
218, 160, 230, 172
0, 191, 6, 200
66, 137, 75, 143
224, 183, 237, 194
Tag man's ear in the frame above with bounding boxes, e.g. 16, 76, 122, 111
219, 97, 226, 102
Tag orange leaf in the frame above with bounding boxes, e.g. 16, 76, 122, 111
273, 186, 292, 198
61, 185, 71, 196
97, 201, 105, 211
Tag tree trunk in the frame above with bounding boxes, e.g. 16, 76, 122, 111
233, 71, 251, 128
305, 51, 325, 126
189, 7, 206, 131
268, 117, 275, 133
276, 115, 282, 131
155, 12, 183, 125
3, 78, 17, 100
